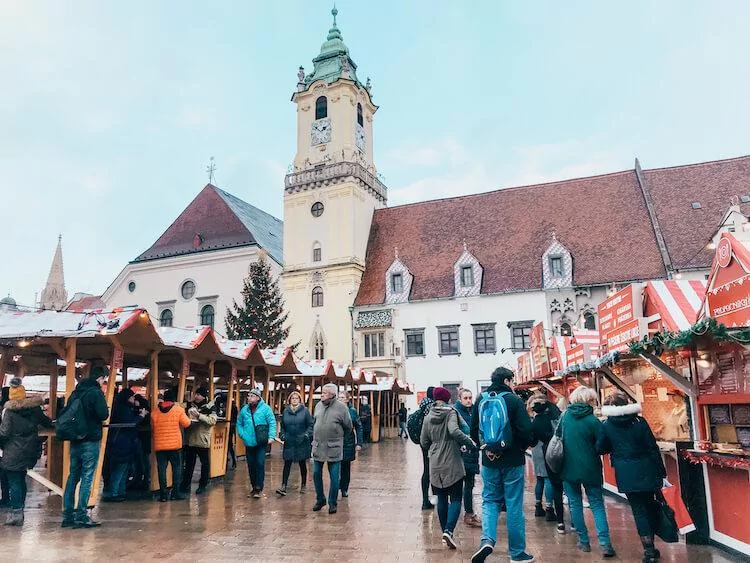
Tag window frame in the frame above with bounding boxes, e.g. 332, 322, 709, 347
357, 103, 363, 126
312, 243, 322, 262
472, 323, 497, 354
311, 202, 324, 217
199, 304, 215, 328
363, 331, 386, 358
391, 272, 404, 293
560, 322, 572, 337
507, 320, 533, 351
549, 255, 564, 278
583, 311, 596, 330
460, 265, 474, 287
311, 286, 324, 308
404, 328, 425, 357
159, 309, 174, 328
437, 325, 460, 356
180, 279, 196, 300
315, 96, 328, 120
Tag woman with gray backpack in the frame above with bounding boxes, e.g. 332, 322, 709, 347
528, 393, 565, 533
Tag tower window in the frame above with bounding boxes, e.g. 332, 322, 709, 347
560, 322, 572, 337
315, 96, 328, 120
312, 286, 324, 308
314, 331, 325, 360
200, 304, 215, 328
311, 202, 324, 217
584, 311, 596, 330
391, 273, 403, 293
159, 309, 173, 328
357, 103, 363, 126
313, 242, 322, 262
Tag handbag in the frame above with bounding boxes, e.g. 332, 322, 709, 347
654, 489, 680, 543
250, 408, 269, 447
545, 414, 565, 473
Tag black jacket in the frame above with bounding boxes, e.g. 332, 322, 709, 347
471, 383, 533, 468
454, 401, 479, 474
64, 378, 109, 442
0, 397, 53, 471
280, 404, 314, 461
343, 405, 364, 462
106, 392, 143, 464
530, 400, 562, 480
597, 403, 666, 493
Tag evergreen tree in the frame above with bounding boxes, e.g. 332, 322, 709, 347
225, 256, 291, 348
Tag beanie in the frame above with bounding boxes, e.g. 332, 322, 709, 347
195, 386, 210, 398
249, 388, 262, 399
90, 365, 108, 380
9, 378, 25, 402
433, 387, 451, 403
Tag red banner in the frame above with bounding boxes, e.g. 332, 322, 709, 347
598, 284, 642, 352
605, 318, 648, 353
530, 322, 551, 378
112, 348, 124, 370
705, 234, 750, 328
517, 352, 534, 383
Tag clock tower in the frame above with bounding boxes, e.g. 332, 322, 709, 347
282, 7, 387, 363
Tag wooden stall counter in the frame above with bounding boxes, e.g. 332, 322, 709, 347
210, 421, 231, 478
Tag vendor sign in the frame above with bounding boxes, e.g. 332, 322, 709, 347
598, 284, 643, 352
705, 233, 750, 328
530, 322, 551, 378
517, 352, 534, 383
605, 317, 649, 353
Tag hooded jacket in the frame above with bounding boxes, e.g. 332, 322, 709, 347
151, 401, 191, 452
560, 402, 604, 485
597, 403, 666, 493
106, 390, 144, 464
280, 404, 314, 461
237, 399, 277, 448
454, 401, 479, 474
312, 398, 352, 462
421, 402, 475, 488
63, 377, 109, 442
184, 399, 218, 449
0, 397, 53, 471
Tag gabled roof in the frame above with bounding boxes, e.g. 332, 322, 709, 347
355, 155, 750, 306
66, 293, 105, 313
133, 184, 283, 265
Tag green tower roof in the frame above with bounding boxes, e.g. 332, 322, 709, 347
301, 7, 362, 90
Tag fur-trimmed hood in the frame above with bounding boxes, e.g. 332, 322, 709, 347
601, 403, 642, 418
3, 396, 44, 411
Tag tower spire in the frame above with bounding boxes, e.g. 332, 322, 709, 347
40, 235, 68, 310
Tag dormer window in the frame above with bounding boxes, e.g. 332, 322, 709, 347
460, 265, 474, 287
549, 256, 564, 278
391, 273, 403, 293
454, 247, 482, 297
357, 103, 363, 126
315, 96, 327, 120
385, 256, 413, 304
542, 234, 573, 289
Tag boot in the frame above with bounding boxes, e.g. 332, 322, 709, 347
640, 536, 657, 563
464, 512, 481, 527
300, 484, 307, 494
4, 509, 23, 526
534, 502, 546, 517
650, 535, 661, 559
545, 506, 556, 521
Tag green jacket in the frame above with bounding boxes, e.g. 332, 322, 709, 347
560, 403, 604, 486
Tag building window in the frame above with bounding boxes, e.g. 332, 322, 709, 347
180, 280, 196, 300
200, 304, 215, 328
311, 286, 323, 308
405, 329, 425, 357
357, 103, 363, 126
313, 242, 322, 262
311, 202, 324, 217
438, 326, 460, 355
363, 332, 385, 358
583, 311, 596, 330
549, 256, 564, 278
473, 324, 496, 354
508, 321, 532, 351
128, 281, 136, 293
313, 332, 325, 360
460, 265, 474, 287
315, 96, 327, 120
159, 309, 173, 328
391, 273, 403, 293
560, 322, 572, 337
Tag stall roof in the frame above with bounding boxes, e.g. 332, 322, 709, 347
703, 233, 750, 328
262, 347, 301, 375
0, 307, 147, 340
294, 359, 335, 378
644, 280, 706, 332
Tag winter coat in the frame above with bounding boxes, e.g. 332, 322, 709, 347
598, 403, 666, 493
530, 399, 562, 480
454, 402, 479, 474
106, 393, 144, 464
470, 383, 533, 468
398, 407, 407, 424
560, 403, 604, 486
312, 399, 352, 463
280, 404, 314, 461
184, 399, 218, 449
420, 402, 475, 489
151, 402, 191, 452
343, 405, 364, 462
237, 400, 277, 448
0, 397, 53, 471
63, 378, 109, 442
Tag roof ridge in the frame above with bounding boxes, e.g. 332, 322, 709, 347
643, 154, 750, 173
212, 185, 283, 224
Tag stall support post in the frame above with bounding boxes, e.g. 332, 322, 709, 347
47, 358, 63, 486
177, 353, 188, 404
148, 350, 160, 491
62, 338, 77, 488
91, 340, 121, 506
208, 361, 216, 399
308, 378, 315, 412
261, 367, 270, 403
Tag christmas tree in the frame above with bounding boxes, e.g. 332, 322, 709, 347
225, 255, 291, 348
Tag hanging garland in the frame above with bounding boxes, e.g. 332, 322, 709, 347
682, 449, 750, 471
628, 317, 750, 356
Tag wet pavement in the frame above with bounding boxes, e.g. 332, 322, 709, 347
0, 439, 742, 562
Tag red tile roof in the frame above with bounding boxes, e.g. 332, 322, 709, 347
65, 294, 105, 312
355, 155, 750, 306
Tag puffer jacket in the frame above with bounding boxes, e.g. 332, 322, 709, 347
420, 402, 475, 489
237, 400, 277, 447
560, 402, 604, 486
151, 401, 191, 452
184, 399, 218, 448
280, 404, 314, 461
0, 397, 53, 471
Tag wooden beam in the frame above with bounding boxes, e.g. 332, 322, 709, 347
598, 366, 638, 402
149, 350, 159, 492
91, 339, 121, 506
47, 358, 62, 487
62, 338, 77, 488
177, 353, 188, 404
208, 361, 216, 399
639, 353, 697, 397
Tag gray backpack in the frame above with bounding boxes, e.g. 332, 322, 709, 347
545, 414, 565, 473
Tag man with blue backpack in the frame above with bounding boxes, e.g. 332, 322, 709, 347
470, 367, 535, 563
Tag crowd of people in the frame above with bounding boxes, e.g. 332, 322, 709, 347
413, 367, 669, 563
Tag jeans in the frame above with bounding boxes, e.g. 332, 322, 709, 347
399, 422, 407, 437
106, 461, 129, 498
626, 491, 660, 537
246, 445, 267, 490
421, 448, 431, 505
5, 470, 27, 510
564, 481, 612, 548
341, 460, 352, 493
155, 450, 182, 496
0, 469, 10, 505
435, 478, 464, 533
463, 471, 477, 514
534, 476, 554, 505
63, 440, 100, 520
480, 464, 527, 558
281, 460, 307, 486
181, 446, 210, 490
313, 460, 341, 506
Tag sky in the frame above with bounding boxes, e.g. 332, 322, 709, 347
1, 1, 749, 308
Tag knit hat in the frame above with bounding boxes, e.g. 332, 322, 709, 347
433, 387, 451, 403
195, 386, 209, 398
90, 365, 108, 381
249, 388, 262, 399
9, 378, 26, 401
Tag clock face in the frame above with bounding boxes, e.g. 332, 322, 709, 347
355, 123, 366, 152
311, 118, 331, 145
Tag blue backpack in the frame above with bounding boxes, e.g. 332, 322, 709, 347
478, 391, 513, 453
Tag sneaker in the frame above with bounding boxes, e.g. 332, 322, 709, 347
471, 543, 493, 563
252, 489, 262, 499
442, 531, 457, 549
276, 486, 287, 496
534, 503, 546, 517
602, 546, 616, 558
421, 501, 435, 510
158, 494, 168, 503
170, 492, 187, 501
545, 507, 557, 521
300, 485, 307, 494
312, 500, 326, 512
61, 518, 75, 528
195, 486, 207, 495
464, 513, 481, 527
556, 523, 566, 534
328, 504, 337, 514
510, 553, 535, 562
341, 490, 349, 498
247, 488, 258, 498
74, 515, 101, 528
577, 542, 591, 553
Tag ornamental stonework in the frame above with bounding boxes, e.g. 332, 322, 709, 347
355, 309, 392, 328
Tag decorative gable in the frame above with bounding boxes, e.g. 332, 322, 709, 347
542, 234, 573, 289
385, 255, 413, 304
454, 246, 483, 297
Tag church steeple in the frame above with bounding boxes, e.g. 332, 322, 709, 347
40, 235, 68, 311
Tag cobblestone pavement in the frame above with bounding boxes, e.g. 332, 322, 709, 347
0, 440, 742, 562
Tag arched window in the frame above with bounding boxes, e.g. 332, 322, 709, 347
560, 322, 572, 337
200, 304, 215, 328
160, 309, 173, 328
583, 311, 596, 330
312, 286, 324, 307
312, 242, 322, 262
314, 332, 325, 360
357, 103, 363, 126
315, 96, 327, 120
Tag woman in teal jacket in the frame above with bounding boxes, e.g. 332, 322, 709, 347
237, 389, 277, 498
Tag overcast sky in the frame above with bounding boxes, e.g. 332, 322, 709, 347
1, 1, 749, 307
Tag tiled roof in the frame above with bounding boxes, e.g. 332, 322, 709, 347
355, 155, 750, 306
65, 293, 105, 312
133, 184, 283, 264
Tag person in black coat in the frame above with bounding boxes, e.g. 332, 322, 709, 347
455, 388, 481, 528
339, 391, 363, 498
103, 388, 145, 502
276, 391, 314, 495
597, 391, 666, 563
528, 394, 565, 531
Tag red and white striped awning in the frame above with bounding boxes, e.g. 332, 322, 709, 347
644, 280, 706, 332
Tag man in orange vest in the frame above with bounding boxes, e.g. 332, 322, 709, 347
150, 387, 191, 502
